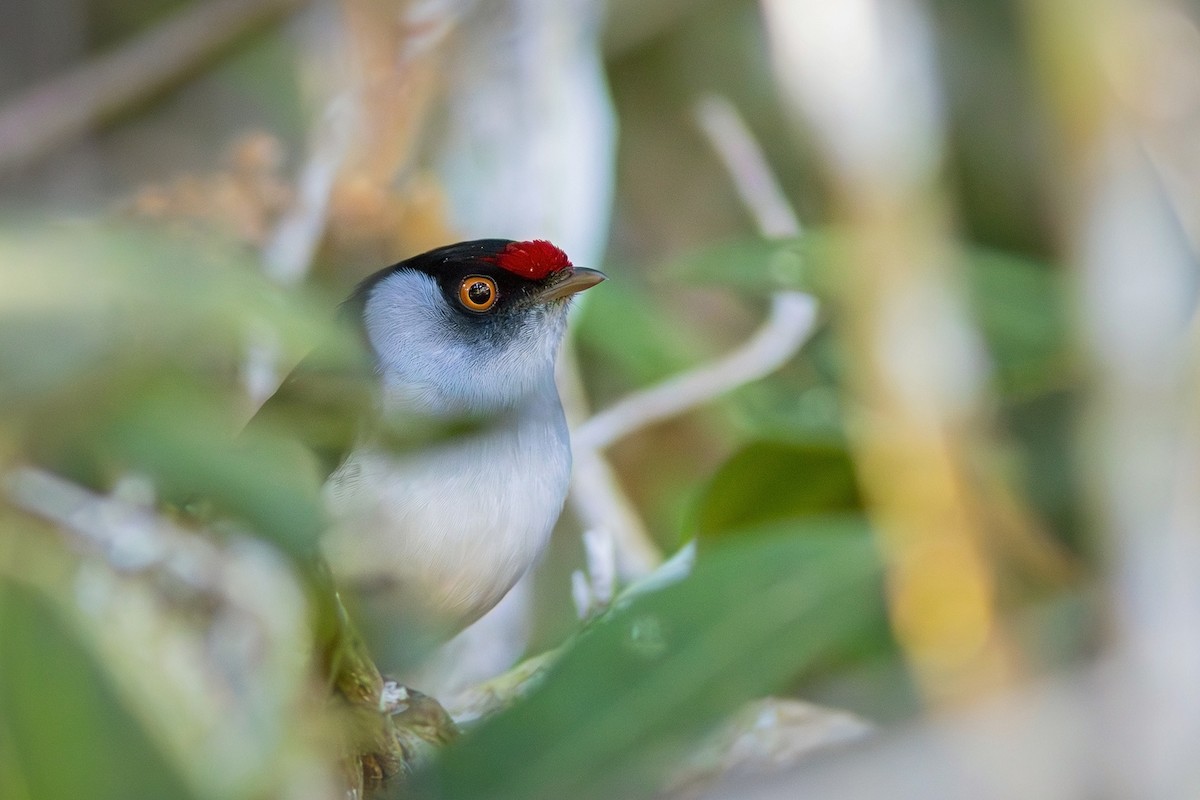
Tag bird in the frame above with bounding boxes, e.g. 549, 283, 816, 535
254, 238, 605, 650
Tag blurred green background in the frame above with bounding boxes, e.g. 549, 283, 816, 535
0, 1, 1113, 798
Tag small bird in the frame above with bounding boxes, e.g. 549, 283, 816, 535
257, 239, 604, 643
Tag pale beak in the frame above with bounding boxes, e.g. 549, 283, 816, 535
534, 267, 607, 303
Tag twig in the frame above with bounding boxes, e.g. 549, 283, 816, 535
244, 7, 359, 407
561, 341, 664, 576
245, 90, 357, 404
442, 648, 561, 724
695, 96, 804, 239
571, 97, 819, 453
2, 468, 331, 800
261, 93, 357, 286
572, 291, 818, 452
682, 664, 1110, 800
665, 697, 872, 795
4, 468, 213, 577
559, 305, 661, 571
1024, 2, 1200, 792
0, 0, 307, 176
570, 527, 616, 619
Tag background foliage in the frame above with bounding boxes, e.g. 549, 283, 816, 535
1, 0, 1194, 798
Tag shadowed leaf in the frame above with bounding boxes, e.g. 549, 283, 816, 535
416, 522, 883, 800
692, 441, 861, 538
0, 583, 195, 800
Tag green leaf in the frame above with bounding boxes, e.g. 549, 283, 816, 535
574, 275, 708, 386
663, 233, 837, 295
669, 231, 1070, 394
963, 248, 1071, 394
692, 441, 861, 538
418, 522, 883, 800
0, 223, 360, 558
0, 222, 339, 412
0, 582, 195, 800
100, 380, 327, 558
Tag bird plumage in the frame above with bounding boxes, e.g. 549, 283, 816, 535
253, 239, 602, 640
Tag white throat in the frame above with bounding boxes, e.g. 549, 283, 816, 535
325, 268, 573, 629
361, 269, 567, 417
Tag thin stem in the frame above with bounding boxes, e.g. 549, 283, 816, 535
0, 0, 305, 175
572, 96, 819, 454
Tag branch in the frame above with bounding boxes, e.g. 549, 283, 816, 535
242, 6, 362, 407
1, 468, 335, 799
561, 339, 664, 575
261, 93, 357, 286
665, 698, 872, 795
0, 0, 307, 176
572, 291, 817, 452
243, 89, 358, 405
572, 97, 819, 453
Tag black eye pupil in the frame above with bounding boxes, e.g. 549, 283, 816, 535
468, 282, 492, 305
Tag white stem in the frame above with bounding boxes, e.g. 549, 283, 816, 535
243, 10, 360, 408
561, 338, 664, 575
572, 96, 819, 454
694, 95, 804, 239
573, 291, 818, 452
261, 92, 357, 287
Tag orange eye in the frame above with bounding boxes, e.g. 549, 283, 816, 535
459, 276, 498, 312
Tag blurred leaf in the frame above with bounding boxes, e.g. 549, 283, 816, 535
692, 441, 861, 538
1001, 388, 1083, 548
574, 274, 707, 386
0, 582, 195, 800
20, 372, 328, 559
100, 379, 327, 558
722, 359, 844, 442
668, 231, 1070, 394
964, 248, 1071, 394
664, 233, 837, 294
0, 222, 365, 557
417, 522, 883, 800
0, 221, 339, 413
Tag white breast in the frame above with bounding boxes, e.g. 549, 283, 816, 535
320, 386, 571, 628
327, 267, 573, 630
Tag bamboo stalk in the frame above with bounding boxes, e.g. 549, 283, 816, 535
760, 0, 1020, 703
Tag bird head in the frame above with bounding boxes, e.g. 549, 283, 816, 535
349, 239, 605, 415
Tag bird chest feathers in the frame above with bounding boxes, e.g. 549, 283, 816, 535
321, 391, 572, 628
251, 239, 603, 641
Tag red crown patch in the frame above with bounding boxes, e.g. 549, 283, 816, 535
488, 240, 572, 280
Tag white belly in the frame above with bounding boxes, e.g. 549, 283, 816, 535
320, 401, 571, 628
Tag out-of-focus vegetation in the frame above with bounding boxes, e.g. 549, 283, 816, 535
1, 1, 1197, 798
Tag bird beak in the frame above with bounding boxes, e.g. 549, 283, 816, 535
534, 267, 607, 303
